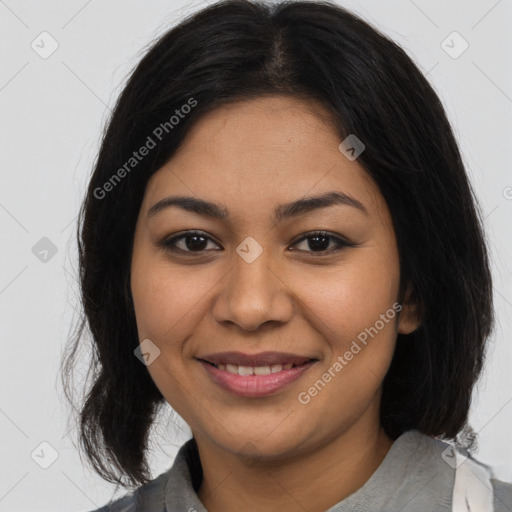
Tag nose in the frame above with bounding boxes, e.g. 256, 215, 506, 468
212, 248, 294, 332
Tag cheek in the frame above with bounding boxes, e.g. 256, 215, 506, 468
293, 268, 400, 434
131, 249, 208, 346
130, 254, 210, 421
293, 250, 400, 344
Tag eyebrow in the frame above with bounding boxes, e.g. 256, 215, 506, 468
147, 191, 369, 222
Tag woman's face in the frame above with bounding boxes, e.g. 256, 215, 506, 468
130, 95, 417, 460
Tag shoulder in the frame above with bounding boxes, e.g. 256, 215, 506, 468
87, 438, 200, 512
89, 497, 135, 512
86, 470, 171, 512
390, 430, 512, 510
87, 492, 136, 512
493, 478, 512, 511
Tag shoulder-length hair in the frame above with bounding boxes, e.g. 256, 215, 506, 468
61, 0, 493, 489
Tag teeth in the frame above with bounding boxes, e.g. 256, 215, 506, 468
238, 365, 253, 376
226, 364, 238, 374
254, 366, 271, 375
216, 362, 295, 375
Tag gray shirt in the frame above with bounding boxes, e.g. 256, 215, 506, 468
89, 430, 512, 511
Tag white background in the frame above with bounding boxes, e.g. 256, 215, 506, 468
0, 0, 511, 510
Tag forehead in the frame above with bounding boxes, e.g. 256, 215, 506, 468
171, 95, 341, 166
141, 95, 385, 221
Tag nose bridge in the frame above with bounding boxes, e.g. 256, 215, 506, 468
213, 238, 293, 330
232, 242, 275, 296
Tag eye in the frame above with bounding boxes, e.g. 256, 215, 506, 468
158, 230, 354, 256
159, 230, 222, 253
289, 231, 354, 254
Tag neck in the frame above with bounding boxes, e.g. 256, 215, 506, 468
196, 421, 394, 512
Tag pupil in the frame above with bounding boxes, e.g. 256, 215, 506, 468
309, 235, 329, 251
186, 235, 207, 251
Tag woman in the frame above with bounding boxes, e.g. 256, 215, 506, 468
61, 0, 512, 510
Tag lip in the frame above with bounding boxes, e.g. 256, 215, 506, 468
197, 352, 318, 398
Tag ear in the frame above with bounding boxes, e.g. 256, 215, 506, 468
397, 284, 422, 335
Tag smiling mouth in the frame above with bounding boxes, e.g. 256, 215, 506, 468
196, 351, 319, 397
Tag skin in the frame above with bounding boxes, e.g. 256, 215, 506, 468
130, 95, 420, 512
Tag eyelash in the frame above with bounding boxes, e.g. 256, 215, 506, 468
158, 230, 354, 256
